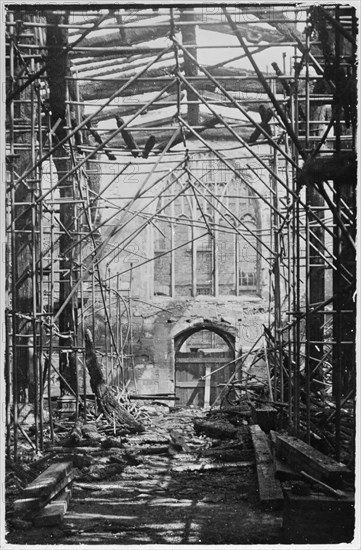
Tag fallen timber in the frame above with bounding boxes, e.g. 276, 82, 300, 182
69, 16, 286, 58
79, 65, 284, 101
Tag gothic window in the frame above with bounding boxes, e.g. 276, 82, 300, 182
153, 157, 261, 297
238, 214, 258, 292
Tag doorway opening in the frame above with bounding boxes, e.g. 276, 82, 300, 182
174, 326, 235, 408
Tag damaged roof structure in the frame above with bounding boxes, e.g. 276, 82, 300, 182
2, 2, 359, 547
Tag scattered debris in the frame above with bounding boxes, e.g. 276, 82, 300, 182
84, 329, 145, 434
193, 417, 238, 439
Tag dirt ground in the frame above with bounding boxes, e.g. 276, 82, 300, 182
6, 407, 283, 545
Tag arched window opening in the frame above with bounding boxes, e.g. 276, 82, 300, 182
153, 156, 262, 297
238, 214, 259, 293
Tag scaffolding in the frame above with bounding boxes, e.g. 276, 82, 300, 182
4, 4, 357, 464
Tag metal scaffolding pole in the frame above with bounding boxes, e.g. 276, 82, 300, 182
4, 5, 356, 467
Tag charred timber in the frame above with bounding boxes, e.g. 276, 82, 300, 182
69, 24, 171, 57
71, 49, 182, 75
84, 329, 144, 434
93, 125, 254, 151
68, 16, 285, 58
79, 66, 283, 101
88, 91, 278, 123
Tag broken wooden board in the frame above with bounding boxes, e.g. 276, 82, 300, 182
18, 461, 73, 499
14, 462, 75, 516
275, 433, 351, 483
299, 470, 348, 499
13, 471, 75, 517
32, 485, 73, 527
250, 425, 284, 509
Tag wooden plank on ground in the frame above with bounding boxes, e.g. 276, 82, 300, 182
275, 434, 351, 483
33, 485, 73, 527
250, 424, 284, 508
13, 469, 75, 516
21, 461, 73, 498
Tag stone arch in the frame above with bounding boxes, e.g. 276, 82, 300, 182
174, 321, 236, 355
173, 320, 237, 407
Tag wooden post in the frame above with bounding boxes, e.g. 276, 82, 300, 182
204, 363, 211, 407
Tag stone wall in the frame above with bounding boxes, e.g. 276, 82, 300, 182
129, 294, 268, 395
89, 139, 276, 396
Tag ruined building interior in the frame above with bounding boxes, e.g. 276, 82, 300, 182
1, 2, 359, 547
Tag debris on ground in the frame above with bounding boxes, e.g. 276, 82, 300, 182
5, 402, 355, 545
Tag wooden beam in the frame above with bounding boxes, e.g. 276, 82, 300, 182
82, 89, 283, 124
87, 91, 183, 122
73, 50, 183, 79
32, 485, 73, 526
176, 381, 205, 388
204, 364, 211, 407
90, 124, 255, 152
69, 13, 285, 57
243, 6, 323, 72
80, 66, 177, 101
275, 433, 351, 483
20, 461, 73, 499
69, 25, 170, 57
250, 424, 284, 508
176, 356, 233, 363
68, 13, 160, 36
300, 470, 348, 499
79, 65, 282, 101
14, 465, 75, 517
198, 17, 284, 43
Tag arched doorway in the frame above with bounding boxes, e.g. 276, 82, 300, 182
174, 323, 236, 408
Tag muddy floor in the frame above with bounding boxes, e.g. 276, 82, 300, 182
6, 407, 283, 545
